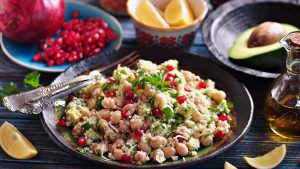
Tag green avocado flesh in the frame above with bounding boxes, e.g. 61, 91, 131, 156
228, 24, 299, 69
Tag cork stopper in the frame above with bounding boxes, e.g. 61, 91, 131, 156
289, 32, 300, 46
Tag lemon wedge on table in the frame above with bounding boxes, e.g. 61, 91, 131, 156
136, 0, 169, 28
164, 0, 195, 27
224, 161, 238, 169
244, 144, 286, 169
0, 121, 38, 159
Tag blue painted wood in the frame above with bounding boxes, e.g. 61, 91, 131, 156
0, 0, 299, 169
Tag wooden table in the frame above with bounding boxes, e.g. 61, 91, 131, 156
0, 1, 299, 168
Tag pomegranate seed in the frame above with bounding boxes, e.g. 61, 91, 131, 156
78, 136, 87, 147
108, 77, 116, 83
121, 154, 131, 164
177, 96, 187, 104
58, 118, 66, 127
152, 108, 163, 117
47, 60, 54, 67
40, 43, 47, 51
125, 90, 134, 99
72, 10, 80, 18
121, 111, 130, 118
218, 115, 228, 121
105, 93, 115, 98
33, 54, 41, 62
184, 88, 191, 92
137, 83, 142, 89
56, 58, 65, 65
134, 129, 144, 137
134, 72, 138, 79
198, 80, 206, 89
215, 131, 225, 140
34, 11, 116, 66
165, 74, 175, 83
66, 95, 74, 104
166, 65, 175, 72
297, 159, 300, 164
170, 84, 176, 89
176, 135, 186, 142
123, 100, 133, 107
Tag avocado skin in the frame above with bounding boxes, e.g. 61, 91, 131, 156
230, 47, 286, 70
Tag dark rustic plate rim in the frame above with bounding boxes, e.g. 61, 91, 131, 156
201, 0, 300, 79
40, 48, 254, 168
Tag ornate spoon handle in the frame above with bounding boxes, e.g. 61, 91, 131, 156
3, 75, 93, 114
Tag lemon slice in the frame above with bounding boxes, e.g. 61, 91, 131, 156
0, 121, 38, 159
224, 161, 238, 169
244, 144, 286, 169
164, 0, 194, 26
136, 0, 169, 28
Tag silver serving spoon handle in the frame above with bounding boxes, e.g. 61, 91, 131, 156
3, 75, 93, 114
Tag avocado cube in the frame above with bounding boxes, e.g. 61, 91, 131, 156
66, 107, 82, 123
86, 128, 100, 141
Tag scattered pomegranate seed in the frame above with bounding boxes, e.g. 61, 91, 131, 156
137, 83, 142, 89
134, 72, 138, 79
170, 84, 176, 89
165, 74, 175, 83
123, 99, 133, 107
105, 92, 115, 98
66, 95, 74, 104
33, 54, 42, 62
176, 135, 187, 143
125, 89, 134, 99
108, 77, 116, 83
184, 88, 191, 92
121, 110, 130, 118
72, 10, 80, 18
122, 154, 131, 164
33, 11, 117, 66
152, 108, 163, 117
58, 118, 66, 127
166, 65, 175, 72
177, 96, 187, 104
78, 136, 87, 147
198, 80, 207, 89
134, 129, 144, 137
218, 115, 228, 121
215, 131, 225, 140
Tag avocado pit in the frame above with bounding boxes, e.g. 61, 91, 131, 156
247, 22, 286, 48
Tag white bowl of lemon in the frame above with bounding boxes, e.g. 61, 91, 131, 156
127, 0, 208, 49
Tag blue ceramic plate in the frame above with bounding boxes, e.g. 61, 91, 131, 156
0, 0, 123, 73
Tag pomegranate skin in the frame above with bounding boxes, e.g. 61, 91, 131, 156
0, 0, 65, 44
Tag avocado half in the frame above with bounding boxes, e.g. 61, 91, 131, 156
228, 24, 299, 70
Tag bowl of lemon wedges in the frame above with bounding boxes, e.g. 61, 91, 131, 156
127, 0, 207, 49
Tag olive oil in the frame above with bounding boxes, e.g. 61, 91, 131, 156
264, 31, 300, 139
265, 94, 300, 138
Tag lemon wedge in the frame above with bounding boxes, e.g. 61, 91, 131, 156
136, 0, 169, 28
244, 144, 286, 169
0, 121, 38, 159
164, 0, 194, 26
224, 161, 238, 169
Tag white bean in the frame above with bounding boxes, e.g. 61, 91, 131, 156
118, 120, 129, 133
113, 148, 124, 161
130, 116, 143, 130
150, 136, 167, 149
138, 141, 151, 153
97, 109, 110, 120
175, 143, 188, 156
134, 151, 147, 164
110, 111, 121, 125
151, 149, 166, 164
163, 147, 176, 159
102, 98, 115, 109
191, 110, 201, 122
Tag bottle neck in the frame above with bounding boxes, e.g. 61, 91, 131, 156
286, 50, 300, 75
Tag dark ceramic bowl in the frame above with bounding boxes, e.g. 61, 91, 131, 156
40, 48, 253, 168
202, 0, 300, 78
